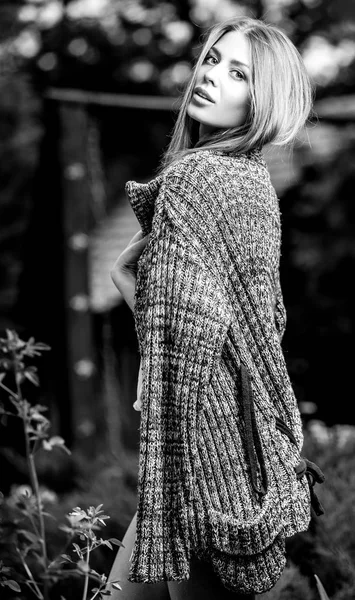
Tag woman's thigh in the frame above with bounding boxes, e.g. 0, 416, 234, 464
105, 511, 170, 600
167, 553, 255, 600
106, 510, 255, 600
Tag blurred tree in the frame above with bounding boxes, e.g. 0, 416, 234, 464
0, 0, 353, 99
280, 128, 355, 425
0, 0, 355, 436
269, 0, 355, 98
0, 72, 42, 331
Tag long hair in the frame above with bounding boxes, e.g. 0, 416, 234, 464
160, 17, 314, 172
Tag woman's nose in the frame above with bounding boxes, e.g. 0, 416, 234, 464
203, 66, 218, 86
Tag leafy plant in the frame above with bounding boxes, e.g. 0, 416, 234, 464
315, 575, 331, 600
58, 505, 123, 600
0, 556, 21, 594
0, 330, 123, 600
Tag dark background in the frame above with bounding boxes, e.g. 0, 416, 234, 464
1, 0, 355, 467
1, 3, 355, 599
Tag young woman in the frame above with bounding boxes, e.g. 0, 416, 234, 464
108, 16, 325, 600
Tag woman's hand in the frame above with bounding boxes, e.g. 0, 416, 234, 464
110, 230, 150, 312
133, 360, 144, 411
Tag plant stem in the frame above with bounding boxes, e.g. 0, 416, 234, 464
18, 551, 44, 600
82, 541, 91, 600
0, 381, 19, 399
90, 586, 102, 600
27, 445, 49, 600
14, 356, 49, 600
28, 452, 48, 563
26, 507, 41, 538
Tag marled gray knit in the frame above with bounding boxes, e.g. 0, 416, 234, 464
125, 148, 312, 594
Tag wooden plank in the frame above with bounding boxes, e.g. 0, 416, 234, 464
315, 95, 355, 122
46, 88, 355, 124
46, 88, 179, 111
58, 103, 101, 453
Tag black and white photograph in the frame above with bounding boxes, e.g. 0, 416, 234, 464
0, 1, 355, 599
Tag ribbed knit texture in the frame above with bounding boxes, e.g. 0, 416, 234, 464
125, 148, 311, 594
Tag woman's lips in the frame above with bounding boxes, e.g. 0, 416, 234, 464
193, 87, 215, 103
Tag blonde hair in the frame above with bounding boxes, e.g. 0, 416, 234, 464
160, 17, 314, 171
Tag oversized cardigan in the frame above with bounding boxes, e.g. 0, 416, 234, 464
124, 148, 315, 594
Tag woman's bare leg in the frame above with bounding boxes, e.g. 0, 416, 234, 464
105, 511, 170, 600
106, 510, 255, 600
167, 554, 256, 600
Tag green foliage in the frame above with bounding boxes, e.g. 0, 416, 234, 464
280, 133, 355, 425
1, 0, 354, 97
301, 428, 355, 599
2, 329, 355, 600
0, 330, 123, 600
257, 425, 355, 600
0, 71, 42, 326
260, 562, 314, 599
315, 574, 331, 600
0, 557, 21, 593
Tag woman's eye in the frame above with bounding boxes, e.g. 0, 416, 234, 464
204, 54, 218, 65
231, 69, 245, 81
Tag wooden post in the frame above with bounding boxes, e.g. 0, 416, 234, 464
58, 103, 100, 454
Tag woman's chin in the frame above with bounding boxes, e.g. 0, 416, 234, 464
186, 104, 199, 121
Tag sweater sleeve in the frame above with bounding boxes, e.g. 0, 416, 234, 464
128, 209, 232, 584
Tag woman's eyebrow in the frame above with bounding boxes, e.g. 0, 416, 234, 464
230, 58, 250, 70
210, 46, 250, 70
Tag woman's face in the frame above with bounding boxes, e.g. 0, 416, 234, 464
187, 30, 251, 137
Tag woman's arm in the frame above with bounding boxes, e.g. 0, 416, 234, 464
111, 230, 148, 411
133, 360, 143, 411
110, 230, 150, 311
128, 212, 233, 583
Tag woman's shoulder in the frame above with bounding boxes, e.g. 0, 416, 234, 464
162, 148, 238, 174
161, 150, 215, 182
157, 149, 270, 228
162, 148, 269, 187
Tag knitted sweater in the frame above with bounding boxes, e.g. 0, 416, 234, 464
125, 148, 313, 594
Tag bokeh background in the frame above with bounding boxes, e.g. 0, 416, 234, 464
1, 1, 355, 599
